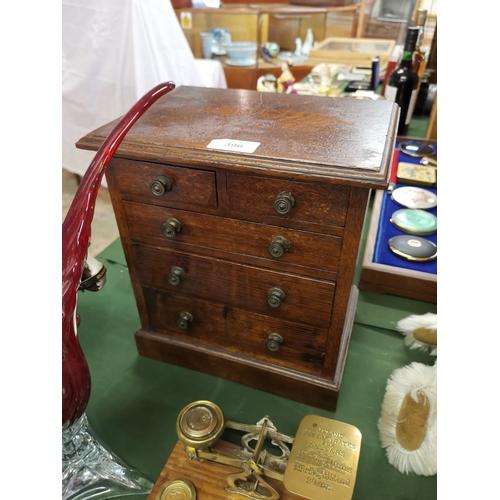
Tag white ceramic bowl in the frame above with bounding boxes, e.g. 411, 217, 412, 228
225, 42, 257, 61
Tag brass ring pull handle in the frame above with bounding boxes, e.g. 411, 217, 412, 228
176, 311, 194, 329
266, 333, 283, 352
162, 217, 182, 238
267, 288, 285, 308
273, 191, 295, 215
267, 236, 290, 258
167, 266, 187, 286
149, 175, 172, 196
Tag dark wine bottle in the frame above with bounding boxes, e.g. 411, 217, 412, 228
384, 26, 420, 135
413, 9, 428, 98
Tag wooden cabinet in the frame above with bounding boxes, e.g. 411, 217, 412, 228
175, 3, 362, 89
76, 86, 398, 411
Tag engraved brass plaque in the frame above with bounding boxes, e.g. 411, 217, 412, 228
283, 415, 362, 500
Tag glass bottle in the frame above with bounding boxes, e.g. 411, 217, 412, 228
413, 9, 428, 94
384, 26, 420, 136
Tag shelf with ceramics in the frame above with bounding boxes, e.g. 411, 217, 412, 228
174, 3, 362, 89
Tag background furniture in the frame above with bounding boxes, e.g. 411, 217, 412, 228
174, 3, 364, 89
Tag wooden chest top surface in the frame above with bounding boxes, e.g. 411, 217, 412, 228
76, 86, 398, 188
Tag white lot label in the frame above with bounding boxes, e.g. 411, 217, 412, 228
207, 139, 260, 153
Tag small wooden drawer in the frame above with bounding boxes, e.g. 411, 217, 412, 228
124, 202, 343, 275
226, 173, 350, 230
142, 287, 327, 375
107, 159, 217, 209
133, 244, 336, 329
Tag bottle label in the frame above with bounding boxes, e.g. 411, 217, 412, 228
405, 89, 418, 125
384, 85, 397, 102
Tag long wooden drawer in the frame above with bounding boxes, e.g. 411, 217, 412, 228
226, 173, 350, 230
133, 244, 335, 329
142, 287, 327, 375
124, 202, 343, 275
108, 159, 217, 209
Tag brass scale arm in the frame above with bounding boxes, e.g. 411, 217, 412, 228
196, 418, 294, 480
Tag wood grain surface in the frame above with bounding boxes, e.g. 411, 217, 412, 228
77, 86, 398, 189
148, 440, 298, 500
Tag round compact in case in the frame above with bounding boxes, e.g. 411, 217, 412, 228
399, 141, 436, 158
391, 186, 437, 210
390, 208, 437, 235
388, 235, 437, 261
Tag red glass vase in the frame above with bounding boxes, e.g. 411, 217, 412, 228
62, 81, 176, 499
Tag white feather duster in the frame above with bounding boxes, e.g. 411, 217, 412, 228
396, 312, 437, 356
378, 361, 437, 476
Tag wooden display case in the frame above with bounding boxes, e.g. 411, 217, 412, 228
358, 189, 437, 303
175, 3, 363, 90
358, 138, 437, 303
308, 36, 394, 68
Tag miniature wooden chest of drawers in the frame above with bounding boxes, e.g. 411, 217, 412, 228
77, 86, 398, 411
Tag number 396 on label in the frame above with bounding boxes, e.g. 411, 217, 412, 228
207, 138, 261, 153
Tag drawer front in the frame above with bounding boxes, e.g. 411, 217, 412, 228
124, 202, 343, 274
226, 173, 350, 228
142, 287, 327, 375
133, 244, 335, 328
109, 159, 217, 209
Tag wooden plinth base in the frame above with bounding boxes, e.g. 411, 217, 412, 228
137, 286, 359, 413
148, 440, 300, 500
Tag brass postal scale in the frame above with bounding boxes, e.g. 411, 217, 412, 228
153, 400, 362, 500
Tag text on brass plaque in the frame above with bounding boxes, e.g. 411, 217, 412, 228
283, 415, 361, 500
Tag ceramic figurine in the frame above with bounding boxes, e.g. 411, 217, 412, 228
209, 27, 231, 55
301, 28, 314, 56
277, 60, 297, 94
256, 74, 277, 92
294, 37, 302, 56
283, 80, 298, 95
